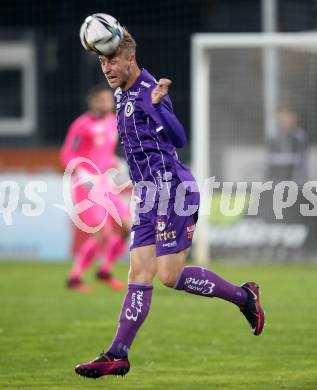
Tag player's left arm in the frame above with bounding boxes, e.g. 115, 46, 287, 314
151, 79, 187, 148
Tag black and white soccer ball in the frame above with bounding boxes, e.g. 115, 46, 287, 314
79, 13, 123, 56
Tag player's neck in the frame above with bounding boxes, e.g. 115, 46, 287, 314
122, 66, 141, 91
90, 110, 108, 119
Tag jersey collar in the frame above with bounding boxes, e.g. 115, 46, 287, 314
124, 68, 153, 94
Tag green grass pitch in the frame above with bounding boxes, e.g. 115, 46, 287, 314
0, 260, 316, 389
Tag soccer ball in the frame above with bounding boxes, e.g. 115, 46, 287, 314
79, 13, 123, 56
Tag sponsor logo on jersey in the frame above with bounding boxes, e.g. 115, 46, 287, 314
156, 218, 166, 232
162, 240, 177, 248
186, 224, 196, 240
156, 230, 177, 241
125, 101, 134, 117
92, 123, 104, 134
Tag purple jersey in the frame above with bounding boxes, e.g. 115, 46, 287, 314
115, 69, 195, 201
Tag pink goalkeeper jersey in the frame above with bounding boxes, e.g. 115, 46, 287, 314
60, 112, 118, 173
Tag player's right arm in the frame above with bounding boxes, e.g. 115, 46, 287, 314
104, 113, 120, 169
60, 117, 88, 167
60, 118, 97, 190
60, 124, 78, 167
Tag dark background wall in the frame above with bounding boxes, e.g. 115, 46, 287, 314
0, 0, 316, 148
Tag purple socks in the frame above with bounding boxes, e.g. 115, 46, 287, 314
174, 266, 247, 306
108, 267, 246, 358
108, 283, 153, 358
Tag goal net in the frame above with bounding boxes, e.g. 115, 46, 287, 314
191, 32, 317, 262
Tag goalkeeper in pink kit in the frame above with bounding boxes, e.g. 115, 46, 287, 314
61, 85, 131, 292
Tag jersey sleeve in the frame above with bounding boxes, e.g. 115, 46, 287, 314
60, 118, 90, 166
140, 86, 187, 148
104, 113, 120, 168
152, 101, 187, 148
60, 122, 79, 167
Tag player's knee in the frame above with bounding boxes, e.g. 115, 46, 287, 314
158, 269, 178, 288
128, 268, 154, 284
128, 268, 143, 282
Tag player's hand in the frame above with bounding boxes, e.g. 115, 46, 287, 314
151, 78, 172, 104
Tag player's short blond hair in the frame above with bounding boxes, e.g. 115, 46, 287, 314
117, 28, 137, 54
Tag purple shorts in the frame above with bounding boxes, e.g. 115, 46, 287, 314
130, 192, 200, 256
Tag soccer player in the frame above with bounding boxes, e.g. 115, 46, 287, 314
61, 85, 131, 292
75, 29, 265, 378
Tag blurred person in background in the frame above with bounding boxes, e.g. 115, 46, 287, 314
60, 85, 131, 293
268, 107, 308, 187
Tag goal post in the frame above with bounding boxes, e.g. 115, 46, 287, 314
191, 32, 317, 263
